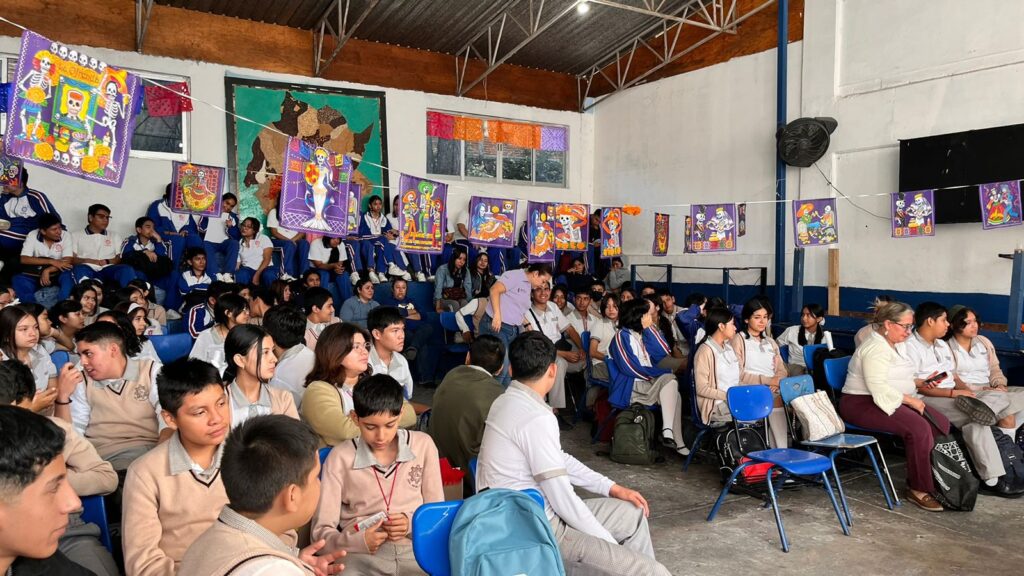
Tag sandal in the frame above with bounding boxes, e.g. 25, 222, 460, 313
906, 491, 943, 512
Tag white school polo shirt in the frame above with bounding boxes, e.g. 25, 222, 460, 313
237, 234, 273, 269
362, 213, 388, 235
950, 338, 992, 386
203, 213, 234, 244
158, 201, 193, 232
21, 229, 72, 259
524, 301, 570, 343
307, 239, 347, 264
903, 332, 957, 389
369, 345, 414, 399
266, 210, 300, 240
73, 228, 124, 271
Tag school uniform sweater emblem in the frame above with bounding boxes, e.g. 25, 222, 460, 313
132, 383, 149, 402
407, 464, 423, 489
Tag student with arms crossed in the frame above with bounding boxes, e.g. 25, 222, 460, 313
477, 332, 670, 576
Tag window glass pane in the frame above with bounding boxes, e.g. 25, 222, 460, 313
502, 144, 533, 183
535, 149, 565, 186
426, 136, 461, 176
465, 139, 497, 179
131, 78, 184, 155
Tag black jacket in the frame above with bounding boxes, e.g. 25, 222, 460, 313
9, 552, 95, 576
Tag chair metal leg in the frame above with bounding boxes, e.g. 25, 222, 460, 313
706, 461, 752, 522
683, 429, 707, 471
829, 451, 853, 527
862, 444, 895, 511
821, 472, 850, 536
764, 466, 789, 552
873, 443, 901, 506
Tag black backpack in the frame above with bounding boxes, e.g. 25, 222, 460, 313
610, 404, 658, 465
923, 412, 978, 511
991, 428, 1024, 491
714, 425, 772, 482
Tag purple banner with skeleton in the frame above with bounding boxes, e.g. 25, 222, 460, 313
468, 196, 518, 248
891, 190, 934, 238
527, 201, 556, 263
979, 180, 1023, 230
689, 203, 736, 253
652, 213, 669, 256
397, 174, 447, 254
345, 183, 361, 236
553, 203, 590, 252
279, 137, 353, 236
600, 207, 623, 258
792, 198, 838, 247
0, 154, 22, 188
2, 30, 140, 187
169, 161, 224, 217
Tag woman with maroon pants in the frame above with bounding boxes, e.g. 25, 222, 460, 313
839, 300, 950, 512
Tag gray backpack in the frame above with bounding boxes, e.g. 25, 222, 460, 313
611, 404, 657, 465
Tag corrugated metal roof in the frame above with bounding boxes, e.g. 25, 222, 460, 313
155, 0, 704, 75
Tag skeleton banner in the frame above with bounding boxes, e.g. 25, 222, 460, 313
652, 213, 669, 256
527, 201, 556, 263
169, 162, 224, 217
345, 183, 361, 236
2, 30, 140, 187
737, 203, 747, 237
792, 198, 838, 247
979, 180, 1023, 230
397, 174, 447, 254
689, 203, 737, 253
553, 203, 590, 252
600, 207, 623, 258
891, 190, 934, 238
0, 154, 22, 188
683, 216, 693, 253
279, 137, 353, 237
468, 196, 518, 248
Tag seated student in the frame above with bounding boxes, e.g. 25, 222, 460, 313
309, 235, 355, 301
313, 374, 443, 572
430, 335, 505, 495
693, 307, 745, 427
173, 247, 212, 314
114, 285, 162, 336
357, 194, 403, 284
433, 246, 472, 313
0, 305, 57, 414
0, 282, 15, 310
565, 291, 603, 378
729, 298, 789, 448
15, 212, 75, 303
340, 277, 380, 329
129, 279, 168, 328
302, 323, 416, 447
367, 307, 414, 399
49, 299, 86, 356
265, 206, 305, 281
72, 281, 102, 327
147, 184, 202, 271
378, 278, 438, 386
478, 332, 670, 575
109, 304, 160, 362
387, 194, 428, 282
197, 192, 241, 278
563, 257, 597, 296
642, 296, 686, 374
19, 301, 66, 354
232, 217, 278, 287
524, 281, 584, 425
904, 301, 1021, 497
0, 406, 95, 576
604, 257, 629, 292
181, 415, 345, 575
608, 299, 688, 456
120, 217, 174, 283
588, 294, 619, 382
619, 285, 637, 303
190, 293, 249, 374
223, 324, 298, 428
776, 303, 834, 375
469, 252, 495, 300
304, 287, 339, 348
271, 277, 294, 306
1, 360, 118, 576
264, 304, 316, 409
481, 263, 554, 385
551, 284, 571, 316
122, 358, 231, 576
947, 305, 1024, 442
245, 286, 274, 327
71, 203, 136, 288
186, 280, 236, 339
55, 322, 166, 471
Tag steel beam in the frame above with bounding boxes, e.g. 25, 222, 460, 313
313, 0, 381, 77
577, 0, 776, 111
773, 0, 788, 324
136, 0, 155, 53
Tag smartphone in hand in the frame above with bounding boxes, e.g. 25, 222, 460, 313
923, 371, 948, 386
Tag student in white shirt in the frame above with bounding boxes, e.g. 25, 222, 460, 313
523, 283, 583, 419
190, 294, 250, 376
367, 307, 414, 399
588, 294, 620, 382
775, 303, 834, 375
477, 332, 670, 576
0, 305, 57, 414
263, 303, 315, 409
232, 217, 277, 288
14, 213, 75, 303
729, 298, 789, 448
356, 195, 403, 284
307, 235, 354, 299
199, 192, 241, 278
303, 287, 339, 349
71, 204, 136, 288
265, 207, 305, 280
221, 325, 299, 429
388, 195, 428, 281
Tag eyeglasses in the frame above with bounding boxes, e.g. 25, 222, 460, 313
894, 322, 913, 331
351, 342, 372, 352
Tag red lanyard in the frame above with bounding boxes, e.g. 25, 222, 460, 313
372, 463, 401, 514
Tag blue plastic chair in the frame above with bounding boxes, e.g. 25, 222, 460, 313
802, 343, 827, 374
779, 345, 790, 364
79, 495, 112, 553
779, 376, 899, 524
50, 350, 71, 371
412, 489, 545, 576
318, 446, 331, 479
438, 312, 470, 354
150, 333, 193, 363
468, 457, 478, 481
707, 385, 850, 552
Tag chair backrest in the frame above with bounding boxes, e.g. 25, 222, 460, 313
438, 311, 460, 332
150, 333, 193, 363
688, 369, 709, 431
412, 488, 544, 576
779, 345, 790, 364
318, 446, 331, 478
803, 343, 827, 372
779, 375, 815, 406
468, 457, 478, 481
50, 350, 71, 371
823, 356, 851, 391
79, 495, 112, 553
726, 384, 774, 422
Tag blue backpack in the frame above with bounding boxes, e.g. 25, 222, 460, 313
448, 488, 565, 576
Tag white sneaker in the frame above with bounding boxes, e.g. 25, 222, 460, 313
387, 263, 405, 277
280, 273, 296, 282
221, 273, 235, 283
166, 309, 182, 321
413, 272, 427, 282
426, 275, 436, 282
368, 270, 381, 284
350, 273, 361, 285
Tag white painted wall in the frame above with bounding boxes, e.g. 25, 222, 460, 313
0, 35, 592, 241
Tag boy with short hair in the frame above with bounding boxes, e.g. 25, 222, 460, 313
187, 280, 235, 338
122, 358, 232, 575
265, 303, 316, 408
247, 286, 275, 325
181, 415, 345, 575
120, 216, 173, 282
313, 374, 443, 572
15, 212, 75, 302
367, 306, 414, 399
303, 286, 338, 348
71, 203, 137, 287
0, 406, 92, 575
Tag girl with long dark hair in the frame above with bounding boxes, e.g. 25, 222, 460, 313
222, 324, 297, 428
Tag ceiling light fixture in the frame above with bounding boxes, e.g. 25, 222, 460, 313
577, 1, 590, 14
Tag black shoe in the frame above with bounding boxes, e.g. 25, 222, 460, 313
556, 413, 574, 431
979, 478, 1024, 499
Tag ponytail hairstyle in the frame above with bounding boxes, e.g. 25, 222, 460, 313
223, 324, 269, 385
214, 293, 249, 328
797, 303, 826, 346
113, 301, 151, 344
871, 300, 913, 327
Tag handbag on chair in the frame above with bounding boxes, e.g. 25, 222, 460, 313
790, 390, 845, 441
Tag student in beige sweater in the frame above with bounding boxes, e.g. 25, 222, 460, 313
181, 415, 345, 575
313, 374, 443, 574
122, 358, 231, 576
222, 324, 299, 429
0, 360, 119, 576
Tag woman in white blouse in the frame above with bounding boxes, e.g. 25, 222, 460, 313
729, 298, 789, 448
776, 303, 833, 375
